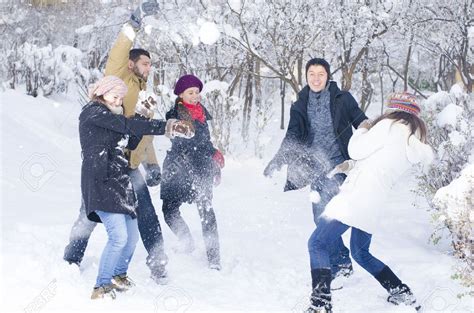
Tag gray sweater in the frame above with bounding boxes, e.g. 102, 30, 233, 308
307, 87, 344, 172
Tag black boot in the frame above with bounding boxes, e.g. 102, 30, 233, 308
375, 266, 420, 310
306, 268, 332, 313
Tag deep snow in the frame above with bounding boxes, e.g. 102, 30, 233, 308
0, 89, 471, 313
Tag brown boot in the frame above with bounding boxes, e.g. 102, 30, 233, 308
91, 284, 116, 300
112, 274, 135, 290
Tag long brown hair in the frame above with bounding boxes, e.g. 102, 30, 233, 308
372, 111, 427, 143
175, 97, 193, 122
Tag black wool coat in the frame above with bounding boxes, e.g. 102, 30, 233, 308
79, 101, 166, 222
160, 103, 218, 204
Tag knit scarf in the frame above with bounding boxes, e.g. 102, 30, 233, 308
182, 102, 205, 123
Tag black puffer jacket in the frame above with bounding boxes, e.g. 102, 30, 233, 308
272, 81, 367, 191
160, 102, 218, 203
79, 101, 166, 222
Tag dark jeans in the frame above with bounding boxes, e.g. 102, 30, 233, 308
64, 169, 167, 272
162, 195, 220, 265
311, 172, 352, 276
63, 200, 96, 265
308, 217, 385, 276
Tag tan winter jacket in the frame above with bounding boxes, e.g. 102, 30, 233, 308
104, 24, 158, 169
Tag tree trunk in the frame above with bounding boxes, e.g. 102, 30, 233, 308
359, 48, 373, 112
280, 79, 286, 130
241, 57, 254, 141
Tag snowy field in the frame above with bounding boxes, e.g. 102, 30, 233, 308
0, 89, 472, 313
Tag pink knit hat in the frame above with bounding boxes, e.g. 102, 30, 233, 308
88, 75, 128, 100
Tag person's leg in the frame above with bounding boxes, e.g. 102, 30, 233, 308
113, 215, 139, 277
196, 196, 220, 268
350, 227, 420, 308
312, 175, 352, 276
129, 169, 168, 275
63, 200, 97, 265
94, 211, 128, 288
307, 217, 350, 311
349, 227, 385, 276
162, 199, 195, 252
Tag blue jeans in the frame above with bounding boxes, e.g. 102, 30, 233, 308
308, 217, 385, 277
95, 211, 139, 287
64, 169, 167, 272
311, 173, 352, 275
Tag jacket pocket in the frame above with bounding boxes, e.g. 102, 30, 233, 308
83, 147, 109, 182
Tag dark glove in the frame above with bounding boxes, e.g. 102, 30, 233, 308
144, 163, 161, 187
130, 0, 160, 29
263, 158, 282, 178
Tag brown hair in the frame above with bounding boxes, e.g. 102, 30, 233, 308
175, 97, 192, 122
91, 94, 106, 104
372, 111, 428, 143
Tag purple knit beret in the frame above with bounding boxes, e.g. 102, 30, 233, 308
173, 74, 203, 95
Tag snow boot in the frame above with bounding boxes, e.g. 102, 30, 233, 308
91, 284, 117, 300
331, 263, 354, 290
151, 266, 169, 285
333, 263, 354, 279
112, 274, 135, 290
306, 268, 332, 313
207, 247, 221, 270
375, 266, 421, 310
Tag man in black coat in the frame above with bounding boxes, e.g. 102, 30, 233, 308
264, 58, 369, 279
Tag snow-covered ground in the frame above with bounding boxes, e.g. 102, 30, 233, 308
0, 89, 471, 313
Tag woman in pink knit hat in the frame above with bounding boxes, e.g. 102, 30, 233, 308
81, 75, 195, 299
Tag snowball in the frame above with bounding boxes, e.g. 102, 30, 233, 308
198, 22, 220, 45
436, 103, 463, 127
144, 24, 153, 35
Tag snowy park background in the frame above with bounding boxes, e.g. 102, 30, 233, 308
0, 0, 473, 312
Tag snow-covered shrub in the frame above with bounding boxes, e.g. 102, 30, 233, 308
417, 84, 473, 291
202, 80, 241, 153
433, 164, 473, 293
9, 42, 91, 97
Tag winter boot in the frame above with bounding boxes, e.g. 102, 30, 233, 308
306, 268, 332, 313
91, 284, 117, 300
375, 266, 421, 310
331, 263, 354, 290
207, 247, 221, 270
112, 274, 135, 290
333, 263, 354, 279
151, 266, 169, 285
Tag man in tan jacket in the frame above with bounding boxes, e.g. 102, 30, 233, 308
64, 1, 170, 284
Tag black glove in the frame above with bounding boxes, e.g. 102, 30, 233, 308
263, 158, 282, 178
130, 0, 160, 29
144, 163, 161, 187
